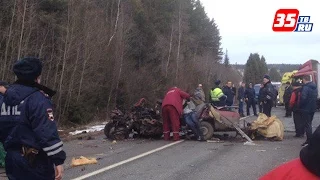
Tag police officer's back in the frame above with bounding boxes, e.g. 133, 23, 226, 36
1, 58, 66, 180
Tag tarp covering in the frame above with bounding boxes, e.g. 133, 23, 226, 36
0, 143, 5, 167
250, 113, 284, 141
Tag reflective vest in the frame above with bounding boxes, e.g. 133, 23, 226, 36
210, 88, 224, 101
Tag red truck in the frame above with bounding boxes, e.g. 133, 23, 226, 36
293, 60, 320, 109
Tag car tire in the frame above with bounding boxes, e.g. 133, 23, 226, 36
200, 121, 214, 140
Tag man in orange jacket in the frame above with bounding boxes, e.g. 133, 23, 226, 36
260, 125, 320, 180
162, 87, 190, 141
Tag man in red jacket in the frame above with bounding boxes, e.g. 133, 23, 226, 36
162, 87, 191, 141
260, 125, 320, 180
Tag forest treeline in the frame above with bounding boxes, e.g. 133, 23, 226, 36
0, 0, 241, 125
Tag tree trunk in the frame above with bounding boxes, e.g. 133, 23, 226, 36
2, 0, 17, 79
175, 0, 182, 83
17, 0, 27, 60
165, 22, 174, 78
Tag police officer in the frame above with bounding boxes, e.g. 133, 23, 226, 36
260, 75, 274, 117
244, 83, 258, 116
1, 57, 66, 180
210, 80, 227, 107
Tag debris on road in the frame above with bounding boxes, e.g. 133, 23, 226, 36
243, 141, 256, 146
112, 140, 117, 144
71, 156, 98, 167
256, 149, 266, 152
69, 124, 106, 136
207, 140, 224, 143
248, 114, 284, 141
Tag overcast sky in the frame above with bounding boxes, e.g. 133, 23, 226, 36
200, 0, 320, 65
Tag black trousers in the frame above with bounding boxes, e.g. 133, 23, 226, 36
258, 101, 263, 113
262, 101, 272, 117
246, 99, 257, 115
293, 111, 304, 136
284, 102, 292, 116
301, 112, 315, 142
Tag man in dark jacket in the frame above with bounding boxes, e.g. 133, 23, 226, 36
300, 75, 318, 146
238, 82, 245, 117
283, 81, 293, 117
260, 75, 274, 117
222, 81, 235, 106
260, 125, 320, 180
245, 83, 257, 116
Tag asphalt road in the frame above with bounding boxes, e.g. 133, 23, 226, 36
62, 106, 320, 180
1, 106, 320, 180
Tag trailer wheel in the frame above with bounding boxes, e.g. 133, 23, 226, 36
200, 121, 214, 140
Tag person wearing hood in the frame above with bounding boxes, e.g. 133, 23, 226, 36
193, 84, 205, 106
1, 57, 66, 180
260, 125, 320, 180
162, 87, 190, 141
210, 80, 227, 107
300, 75, 318, 147
260, 75, 274, 117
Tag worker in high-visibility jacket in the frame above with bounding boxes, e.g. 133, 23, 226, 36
210, 80, 227, 107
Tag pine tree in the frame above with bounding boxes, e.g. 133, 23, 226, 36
223, 49, 230, 67
269, 68, 281, 81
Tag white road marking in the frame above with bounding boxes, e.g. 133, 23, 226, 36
71, 140, 185, 180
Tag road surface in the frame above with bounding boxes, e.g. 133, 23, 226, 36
1, 106, 319, 180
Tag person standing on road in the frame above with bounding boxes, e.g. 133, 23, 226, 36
1, 57, 66, 180
258, 83, 264, 113
260, 75, 274, 117
300, 75, 318, 146
283, 81, 293, 117
222, 81, 235, 106
289, 82, 304, 137
193, 84, 205, 106
162, 87, 191, 141
273, 86, 278, 107
210, 80, 227, 107
238, 82, 245, 117
260, 125, 320, 180
244, 83, 258, 116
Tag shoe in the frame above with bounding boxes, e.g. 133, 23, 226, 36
197, 136, 206, 142
301, 141, 308, 147
240, 114, 245, 117
254, 114, 258, 117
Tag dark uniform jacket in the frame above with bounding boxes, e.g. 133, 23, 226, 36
244, 87, 255, 101
300, 82, 318, 113
260, 82, 274, 103
222, 86, 235, 105
0, 83, 66, 166
237, 87, 245, 101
